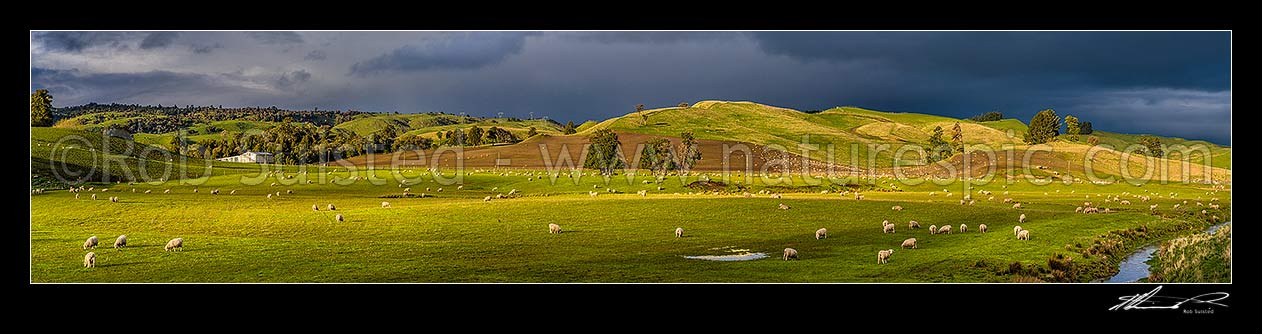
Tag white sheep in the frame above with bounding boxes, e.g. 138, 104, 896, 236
312, 204, 319, 211
83, 236, 99, 250
144, 190, 152, 194
211, 189, 220, 195
979, 224, 987, 233
1075, 207, 1083, 213
937, 225, 951, 234
1017, 229, 1030, 240
1012, 203, 1022, 209
1013, 226, 1023, 236
877, 249, 894, 264
113, 235, 127, 249
778, 203, 791, 210
381, 201, 391, 208
267, 193, 273, 199
883, 223, 896, 234
959, 224, 967, 233
328, 204, 336, 210
1150, 204, 1158, 211
783, 248, 798, 261
287, 189, 293, 194
336, 214, 345, 222
91, 194, 97, 200
75, 193, 80, 199
549, 223, 562, 234
484, 196, 493, 202
892, 205, 903, 211
84, 252, 96, 268
929, 225, 938, 234
675, 227, 684, 238
901, 238, 917, 249
816, 228, 827, 240
1019, 214, 1026, 223
164, 238, 183, 251
230, 190, 236, 195
110, 196, 118, 203
908, 220, 920, 229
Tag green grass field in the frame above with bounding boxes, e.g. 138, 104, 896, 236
31, 164, 1230, 282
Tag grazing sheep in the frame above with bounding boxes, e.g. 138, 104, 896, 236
908, 220, 921, 229
1019, 214, 1027, 223
144, 190, 152, 194
381, 201, 392, 208
276, 191, 282, 197
312, 204, 319, 211
988, 196, 995, 201
969, 200, 976, 206
877, 249, 894, 264
211, 189, 219, 195
1075, 207, 1083, 213
1002, 198, 1013, 203
892, 205, 903, 211
484, 196, 493, 202
549, 223, 562, 234
84, 252, 96, 268
883, 223, 896, 234
959, 224, 967, 233
855, 193, 864, 200
778, 203, 791, 210
1173, 204, 1180, 210
676, 227, 684, 238
937, 225, 951, 234
83, 236, 99, 250
1012, 203, 1021, 209
267, 193, 273, 199
91, 194, 97, 200
113, 235, 127, 249
979, 224, 987, 233
929, 225, 938, 234
783, 248, 798, 261
929, 192, 936, 196
1017, 229, 1030, 240
901, 238, 917, 249
816, 228, 827, 240
1201, 209, 1208, 215
287, 190, 293, 194
75, 193, 80, 199
193, 189, 198, 193
164, 238, 184, 251
1013, 226, 1023, 236
335, 214, 345, 222
960, 199, 966, 205
770, 194, 782, 199
1150, 204, 1159, 211
110, 196, 118, 203
230, 190, 237, 195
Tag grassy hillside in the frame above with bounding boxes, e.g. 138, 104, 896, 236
333, 113, 565, 138
589, 100, 1228, 173
30, 128, 268, 188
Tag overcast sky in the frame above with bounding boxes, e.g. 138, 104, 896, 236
30, 31, 1231, 144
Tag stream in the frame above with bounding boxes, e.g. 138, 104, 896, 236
1103, 221, 1230, 283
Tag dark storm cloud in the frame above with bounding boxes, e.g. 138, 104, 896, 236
348, 32, 537, 76
33, 31, 132, 52
139, 32, 179, 49
276, 70, 311, 89
30, 31, 1231, 145
246, 31, 304, 45
304, 50, 327, 61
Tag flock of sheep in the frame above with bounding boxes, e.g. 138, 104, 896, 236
80, 235, 182, 269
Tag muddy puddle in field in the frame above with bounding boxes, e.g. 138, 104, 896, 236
682, 246, 769, 261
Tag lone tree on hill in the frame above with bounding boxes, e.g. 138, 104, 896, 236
950, 122, 964, 154
927, 126, 951, 163
584, 128, 625, 175
1064, 115, 1081, 141
1080, 121, 1093, 135
563, 121, 577, 135
1137, 135, 1164, 158
31, 89, 53, 127
678, 131, 702, 171
1023, 109, 1061, 145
